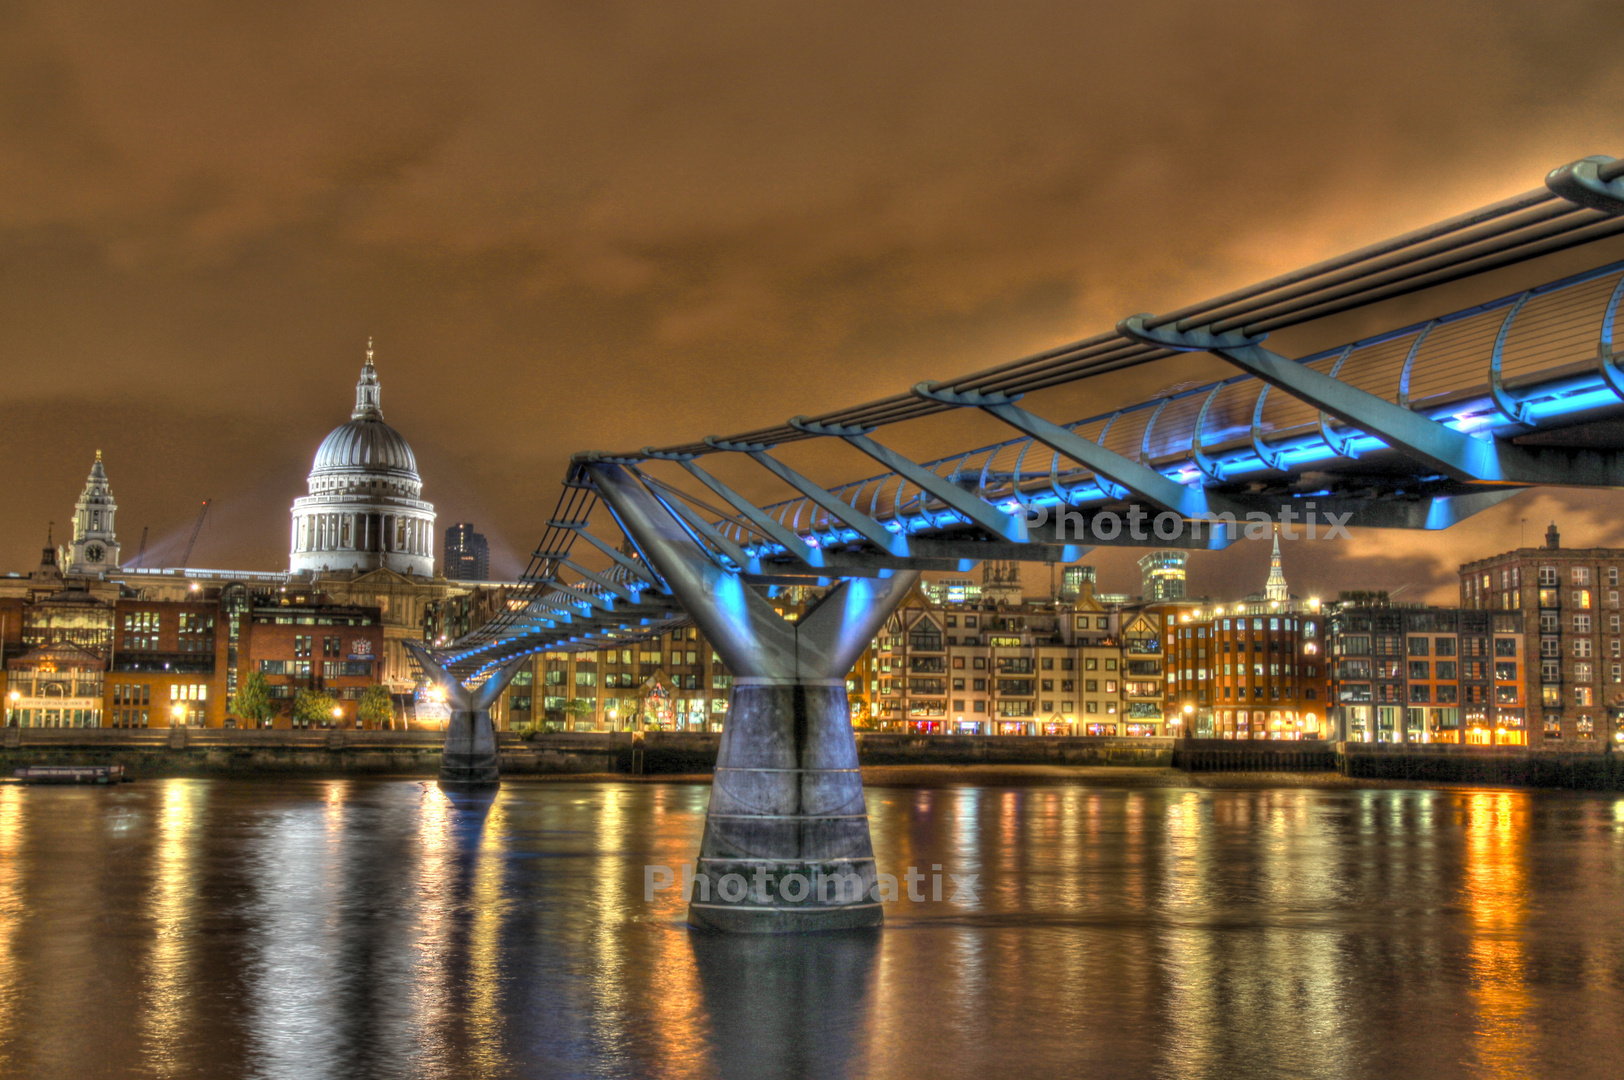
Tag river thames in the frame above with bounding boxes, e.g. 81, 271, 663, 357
0, 776, 1618, 1079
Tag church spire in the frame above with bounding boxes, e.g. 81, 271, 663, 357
1264, 521, 1289, 602
352, 338, 384, 420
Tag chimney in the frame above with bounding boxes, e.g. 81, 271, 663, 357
1545, 522, 1560, 550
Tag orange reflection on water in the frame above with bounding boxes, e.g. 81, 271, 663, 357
465, 794, 510, 1080
140, 781, 201, 1075
0, 786, 23, 1074
1461, 790, 1532, 1078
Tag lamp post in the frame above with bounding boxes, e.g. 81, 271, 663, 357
171, 702, 185, 728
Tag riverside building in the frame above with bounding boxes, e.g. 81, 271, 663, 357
1327, 602, 1527, 745
1459, 522, 1618, 747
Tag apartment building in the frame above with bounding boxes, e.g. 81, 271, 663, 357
1328, 603, 1526, 745
1459, 523, 1620, 747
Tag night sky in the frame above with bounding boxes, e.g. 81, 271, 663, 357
5, 2, 1624, 601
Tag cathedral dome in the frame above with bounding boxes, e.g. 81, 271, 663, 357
290, 342, 436, 577
310, 417, 419, 479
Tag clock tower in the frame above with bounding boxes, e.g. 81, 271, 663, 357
63, 451, 121, 576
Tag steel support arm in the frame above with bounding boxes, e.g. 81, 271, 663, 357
548, 520, 667, 589
1118, 316, 1514, 482
788, 417, 1029, 541
913, 382, 1230, 517
558, 558, 640, 603
674, 458, 826, 567
1119, 315, 1624, 487
707, 438, 909, 555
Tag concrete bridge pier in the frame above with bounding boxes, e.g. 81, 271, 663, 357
405, 643, 530, 787
587, 462, 919, 933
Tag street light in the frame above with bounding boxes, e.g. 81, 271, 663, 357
172, 702, 185, 726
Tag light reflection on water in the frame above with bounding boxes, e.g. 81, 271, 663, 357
0, 779, 1616, 1079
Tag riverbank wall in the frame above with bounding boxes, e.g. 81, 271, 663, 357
1, 729, 1620, 790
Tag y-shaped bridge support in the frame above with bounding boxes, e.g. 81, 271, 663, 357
587, 462, 919, 933
406, 643, 531, 787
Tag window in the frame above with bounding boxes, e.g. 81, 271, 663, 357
1435, 660, 1457, 680
1434, 638, 1456, 657
1542, 660, 1561, 683
1574, 663, 1592, 683
1574, 686, 1595, 706
1408, 661, 1429, 680
1495, 662, 1518, 682
1538, 566, 1558, 587
965, 617, 978, 628
1573, 589, 1593, 609
952, 678, 965, 691
1574, 638, 1593, 658
1573, 567, 1592, 585
952, 657, 965, 669
1494, 638, 1517, 657
1061, 658, 1074, 671
1539, 589, 1560, 608
1105, 659, 1118, 671
1409, 684, 1431, 703
1540, 613, 1560, 633
1085, 657, 1098, 670
294, 635, 312, 658
1575, 615, 1592, 634
972, 678, 986, 691
972, 658, 986, 670
1041, 657, 1054, 670
1407, 637, 1430, 656
1041, 679, 1054, 691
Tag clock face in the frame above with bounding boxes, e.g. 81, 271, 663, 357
84, 543, 104, 563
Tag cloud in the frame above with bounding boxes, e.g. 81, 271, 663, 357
2, 1, 1624, 577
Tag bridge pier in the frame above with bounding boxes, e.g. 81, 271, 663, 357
587, 462, 918, 933
406, 643, 529, 787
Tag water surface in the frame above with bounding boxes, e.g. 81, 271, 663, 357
0, 777, 1619, 1079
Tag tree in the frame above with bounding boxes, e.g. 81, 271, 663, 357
294, 688, 340, 728
231, 671, 276, 728
562, 697, 595, 729
357, 684, 394, 729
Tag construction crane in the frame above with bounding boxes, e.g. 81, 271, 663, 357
180, 500, 212, 570
134, 526, 148, 569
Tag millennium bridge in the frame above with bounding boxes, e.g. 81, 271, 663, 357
414, 153, 1624, 931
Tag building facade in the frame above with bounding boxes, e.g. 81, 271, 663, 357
1459, 523, 1617, 747
1328, 603, 1526, 745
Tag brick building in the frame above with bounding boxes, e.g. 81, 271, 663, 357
238, 593, 386, 728
1459, 523, 1619, 747
1164, 598, 1331, 740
